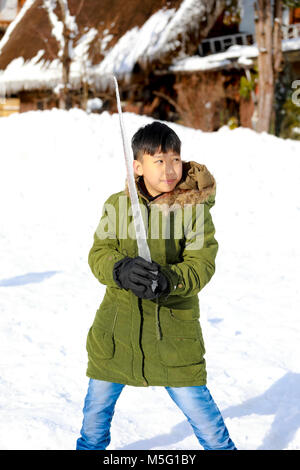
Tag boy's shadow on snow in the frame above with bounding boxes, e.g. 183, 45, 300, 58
222, 371, 300, 450
0, 271, 59, 286
117, 372, 300, 450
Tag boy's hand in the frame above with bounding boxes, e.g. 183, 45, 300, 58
113, 256, 170, 299
130, 267, 170, 299
113, 256, 159, 292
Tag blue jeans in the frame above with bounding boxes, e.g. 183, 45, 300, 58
76, 379, 236, 450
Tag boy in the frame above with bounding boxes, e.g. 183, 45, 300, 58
76, 121, 236, 450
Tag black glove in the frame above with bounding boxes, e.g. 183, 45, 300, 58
113, 256, 158, 291
133, 269, 170, 299
113, 256, 170, 299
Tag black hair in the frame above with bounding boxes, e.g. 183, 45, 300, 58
131, 121, 181, 161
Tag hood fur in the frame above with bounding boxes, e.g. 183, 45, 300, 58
124, 160, 216, 214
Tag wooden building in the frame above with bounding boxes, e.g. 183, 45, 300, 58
0, 0, 299, 130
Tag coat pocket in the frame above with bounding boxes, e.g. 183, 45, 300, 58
86, 326, 115, 360
157, 335, 204, 367
169, 307, 199, 322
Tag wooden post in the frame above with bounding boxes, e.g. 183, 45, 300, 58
254, 0, 284, 133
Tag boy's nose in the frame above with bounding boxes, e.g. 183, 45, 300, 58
164, 166, 177, 179
165, 174, 177, 180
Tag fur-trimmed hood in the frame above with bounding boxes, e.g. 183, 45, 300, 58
124, 160, 217, 213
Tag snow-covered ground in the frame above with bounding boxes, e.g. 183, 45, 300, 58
0, 108, 299, 450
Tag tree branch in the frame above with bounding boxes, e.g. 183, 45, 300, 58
153, 90, 185, 115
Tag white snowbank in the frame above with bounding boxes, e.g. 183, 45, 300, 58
0, 108, 300, 450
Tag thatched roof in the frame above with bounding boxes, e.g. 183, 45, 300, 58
0, 0, 226, 95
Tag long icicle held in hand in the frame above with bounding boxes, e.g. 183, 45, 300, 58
112, 75, 158, 292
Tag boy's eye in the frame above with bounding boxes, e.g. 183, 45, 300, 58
155, 158, 181, 163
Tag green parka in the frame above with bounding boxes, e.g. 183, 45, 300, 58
86, 160, 218, 387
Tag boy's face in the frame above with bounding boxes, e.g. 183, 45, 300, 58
133, 149, 182, 197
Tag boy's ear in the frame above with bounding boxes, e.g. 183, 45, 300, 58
133, 159, 143, 176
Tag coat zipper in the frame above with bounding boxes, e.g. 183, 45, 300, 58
141, 198, 162, 341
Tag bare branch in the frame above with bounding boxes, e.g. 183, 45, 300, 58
153, 90, 185, 115
75, 0, 85, 18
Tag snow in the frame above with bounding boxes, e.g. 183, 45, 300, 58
43, 0, 79, 61
43, 0, 64, 48
0, 27, 99, 96
170, 36, 300, 73
0, 1, 210, 94
170, 55, 232, 72
71, 28, 98, 81
1, 0, 300, 93
143, 0, 207, 62
86, 97, 103, 113
282, 36, 300, 52
170, 44, 257, 72
0, 0, 18, 22
59, 0, 78, 35
93, 0, 209, 78
91, 7, 178, 87
0, 108, 300, 450
0, 0, 35, 53
0, 52, 62, 95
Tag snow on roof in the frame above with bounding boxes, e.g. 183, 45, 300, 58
0, 0, 35, 50
169, 44, 257, 72
90, 8, 178, 91
170, 37, 300, 73
0, 0, 226, 95
0, 0, 18, 22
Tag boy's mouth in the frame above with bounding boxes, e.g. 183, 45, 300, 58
163, 179, 177, 184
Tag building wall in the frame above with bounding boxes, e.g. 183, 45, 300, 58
239, 1, 291, 34
173, 69, 251, 132
0, 97, 20, 116
239, 0, 255, 34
